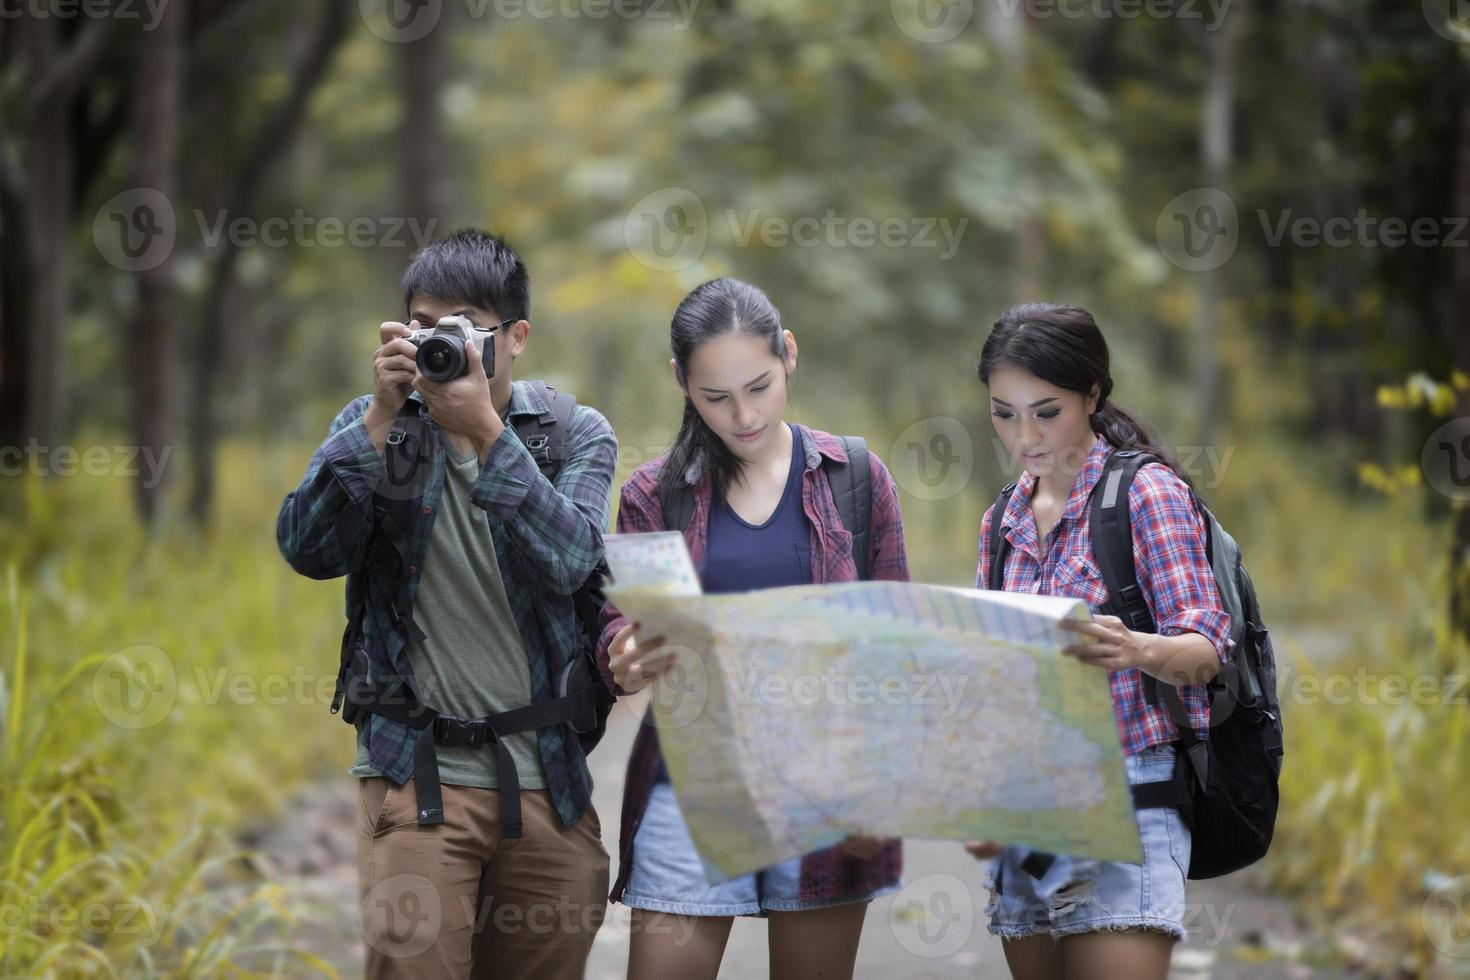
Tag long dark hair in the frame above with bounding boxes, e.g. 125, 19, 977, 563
658, 278, 789, 505
977, 302, 1192, 488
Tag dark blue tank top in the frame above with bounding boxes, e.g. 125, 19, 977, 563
702, 423, 814, 594
653, 424, 812, 785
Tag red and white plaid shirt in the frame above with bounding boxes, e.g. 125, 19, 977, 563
976, 433, 1233, 756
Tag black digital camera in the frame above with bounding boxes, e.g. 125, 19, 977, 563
406, 314, 493, 382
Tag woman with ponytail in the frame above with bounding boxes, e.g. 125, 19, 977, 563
595, 278, 909, 980
966, 303, 1233, 978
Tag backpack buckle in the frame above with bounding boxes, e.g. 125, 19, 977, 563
433, 715, 491, 746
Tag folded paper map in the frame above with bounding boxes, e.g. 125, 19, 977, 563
603, 531, 1142, 882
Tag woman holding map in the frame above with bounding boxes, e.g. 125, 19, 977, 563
969, 302, 1234, 979
596, 277, 911, 980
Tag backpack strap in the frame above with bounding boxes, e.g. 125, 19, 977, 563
828, 436, 872, 580
1090, 450, 1202, 740
987, 482, 1018, 591
663, 483, 696, 534
660, 433, 873, 579
511, 381, 576, 479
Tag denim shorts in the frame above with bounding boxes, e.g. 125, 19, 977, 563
984, 744, 1191, 941
621, 782, 898, 917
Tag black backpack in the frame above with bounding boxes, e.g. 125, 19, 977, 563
329, 381, 615, 835
987, 449, 1284, 879
660, 434, 873, 579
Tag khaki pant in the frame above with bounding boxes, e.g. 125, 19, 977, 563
356, 777, 609, 980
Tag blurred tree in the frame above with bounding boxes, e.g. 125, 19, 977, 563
185, 0, 352, 525
0, 15, 120, 459
128, 0, 184, 527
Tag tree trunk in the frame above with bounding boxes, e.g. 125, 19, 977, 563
398, 14, 450, 234
129, 0, 186, 528
185, 0, 352, 525
1193, 8, 1239, 450
1449, 66, 1470, 645
19, 20, 71, 460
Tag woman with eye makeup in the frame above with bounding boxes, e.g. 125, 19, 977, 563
968, 303, 1234, 980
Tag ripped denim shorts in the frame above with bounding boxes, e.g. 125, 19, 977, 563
984, 744, 1191, 942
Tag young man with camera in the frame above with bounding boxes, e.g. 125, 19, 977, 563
277, 229, 618, 979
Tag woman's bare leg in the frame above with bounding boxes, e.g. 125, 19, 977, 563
1060, 929, 1173, 980
1001, 934, 1064, 980
626, 909, 734, 980
767, 901, 870, 980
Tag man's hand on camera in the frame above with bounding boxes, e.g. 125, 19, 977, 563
413, 334, 504, 461
365, 320, 419, 453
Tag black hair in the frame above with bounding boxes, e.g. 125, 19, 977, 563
977, 302, 1192, 488
401, 228, 530, 322
658, 278, 789, 505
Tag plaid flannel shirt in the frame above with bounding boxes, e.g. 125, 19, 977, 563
277, 380, 617, 828
976, 433, 1233, 756
595, 426, 908, 904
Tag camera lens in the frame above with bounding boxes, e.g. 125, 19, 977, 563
416, 336, 465, 382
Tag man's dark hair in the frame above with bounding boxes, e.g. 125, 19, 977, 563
401, 228, 530, 323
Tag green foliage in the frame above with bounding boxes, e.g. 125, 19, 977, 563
0, 448, 349, 975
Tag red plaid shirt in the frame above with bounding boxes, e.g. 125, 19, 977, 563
976, 434, 1233, 756
597, 425, 908, 904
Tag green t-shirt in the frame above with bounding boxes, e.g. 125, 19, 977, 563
349, 439, 545, 789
